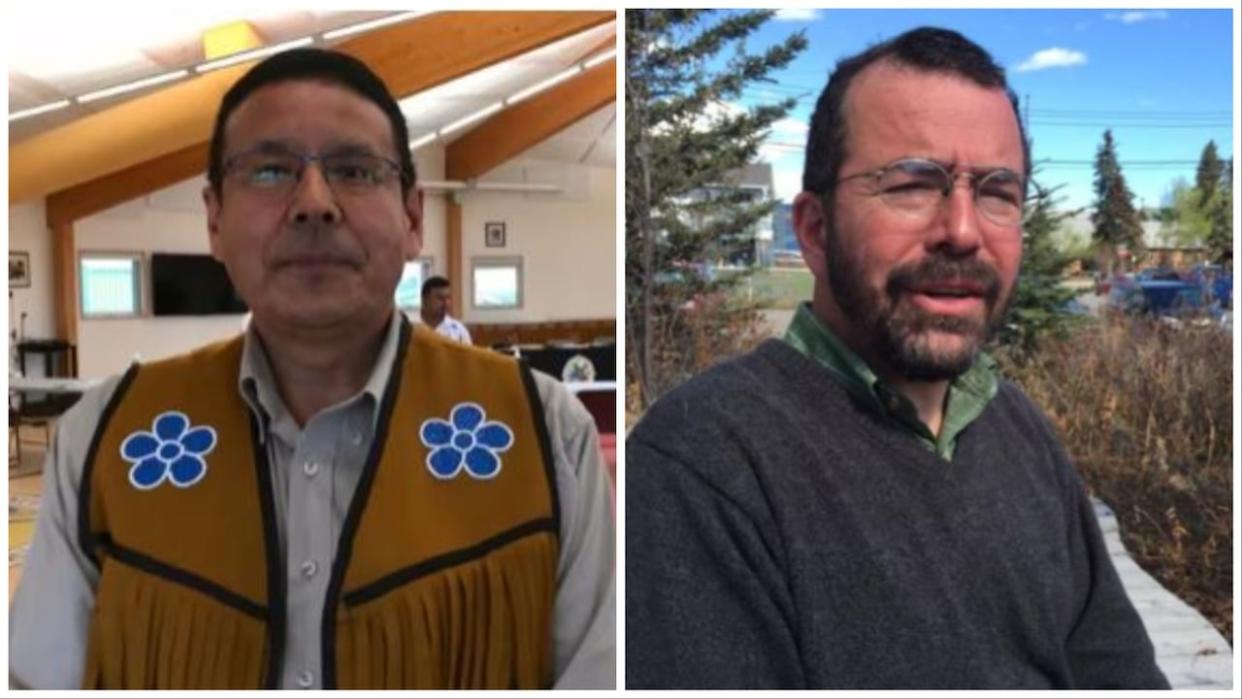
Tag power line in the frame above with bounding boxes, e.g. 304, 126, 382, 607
1030, 108, 1232, 117
1031, 121, 1231, 129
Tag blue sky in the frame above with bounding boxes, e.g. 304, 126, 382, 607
719, 8, 1235, 210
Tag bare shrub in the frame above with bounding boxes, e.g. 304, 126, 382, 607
997, 316, 1233, 640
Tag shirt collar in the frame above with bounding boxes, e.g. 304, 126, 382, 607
782, 302, 999, 459
238, 312, 403, 443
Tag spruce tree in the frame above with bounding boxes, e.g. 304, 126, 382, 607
1091, 130, 1144, 273
996, 179, 1081, 358
627, 9, 806, 406
1195, 140, 1223, 207
1205, 158, 1233, 264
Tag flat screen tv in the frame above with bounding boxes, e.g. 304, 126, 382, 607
151, 253, 248, 316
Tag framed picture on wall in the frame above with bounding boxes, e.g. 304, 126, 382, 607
484, 221, 506, 248
9, 251, 31, 288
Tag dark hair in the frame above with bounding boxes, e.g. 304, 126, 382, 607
207, 48, 416, 197
802, 27, 1030, 204
421, 275, 450, 298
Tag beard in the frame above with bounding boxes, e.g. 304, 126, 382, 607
825, 228, 1011, 382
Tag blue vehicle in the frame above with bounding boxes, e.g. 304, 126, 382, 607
1107, 267, 1226, 318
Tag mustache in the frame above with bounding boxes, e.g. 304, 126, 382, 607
886, 255, 1001, 303
268, 228, 364, 269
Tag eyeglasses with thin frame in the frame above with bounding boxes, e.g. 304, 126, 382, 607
832, 158, 1026, 229
222, 147, 405, 199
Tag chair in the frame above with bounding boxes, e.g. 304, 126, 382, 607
11, 390, 78, 451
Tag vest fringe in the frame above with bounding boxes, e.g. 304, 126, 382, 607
82, 560, 268, 689
337, 532, 557, 689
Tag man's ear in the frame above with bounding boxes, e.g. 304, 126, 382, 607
792, 190, 830, 281
203, 185, 224, 262
404, 186, 425, 260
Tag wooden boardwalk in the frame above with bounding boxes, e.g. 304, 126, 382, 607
1093, 499, 1234, 690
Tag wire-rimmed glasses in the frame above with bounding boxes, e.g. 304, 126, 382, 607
833, 158, 1025, 228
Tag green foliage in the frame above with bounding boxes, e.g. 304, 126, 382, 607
626, 9, 806, 406
1204, 180, 1233, 264
1163, 179, 1211, 246
1194, 140, 1223, 207
1091, 130, 1144, 271
1163, 148, 1233, 263
995, 179, 1082, 358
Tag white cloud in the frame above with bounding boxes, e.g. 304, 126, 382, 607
769, 117, 809, 140
1105, 10, 1169, 24
774, 9, 821, 22
1014, 47, 1088, 73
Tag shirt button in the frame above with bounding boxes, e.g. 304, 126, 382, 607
296, 670, 314, 688
301, 559, 318, 579
351, 430, 363, 446
303, 460, 319, 477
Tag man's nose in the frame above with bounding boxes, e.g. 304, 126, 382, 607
929, 179, 983, 254
289, 162, 341, 225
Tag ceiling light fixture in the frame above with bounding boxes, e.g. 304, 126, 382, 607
408, 132, 438, 150
505, 48, 615, 107
8, 100, 72, 122
582, 48, 617, 70
77, 69, 191, 103
438, 101, 504, 136
322, 11, 428, 40
194, 36, 314, 73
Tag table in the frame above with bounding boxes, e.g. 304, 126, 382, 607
16, 339, 78, 378
10, 376, 100, 395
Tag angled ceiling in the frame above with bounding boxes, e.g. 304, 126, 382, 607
9, 10, 391, 142
8, 10, 616, 214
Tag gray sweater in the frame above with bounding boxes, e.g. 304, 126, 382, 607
626, 340, 1168, 689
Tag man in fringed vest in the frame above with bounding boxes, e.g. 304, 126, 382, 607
10, 47, 615, 690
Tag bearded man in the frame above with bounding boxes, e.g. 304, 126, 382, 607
625, 27, 1167, 690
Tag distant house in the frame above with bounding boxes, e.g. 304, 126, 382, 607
1054, 210, 1207, 272
1138, 220, 1209, 270
684, 162, 776, 266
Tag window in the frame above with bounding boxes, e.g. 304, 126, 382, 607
394, 258, 433, 310
79, 253, 142, 318
471, 257, 523, 309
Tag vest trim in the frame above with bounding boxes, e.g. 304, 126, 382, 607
96, 537, 267, 620
320, 315, 412, 689
342, 516, 558, 608
519, 361, 561, 535
249, 413, 286, 689
78, 362, 140, 569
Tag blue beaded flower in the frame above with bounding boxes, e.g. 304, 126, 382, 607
420, 402, 514, 480
119, 411, 217, 490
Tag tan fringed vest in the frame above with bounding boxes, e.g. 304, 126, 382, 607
78, 320, 559, 689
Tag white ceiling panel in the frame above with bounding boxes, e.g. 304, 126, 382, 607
7, 12, 615, 170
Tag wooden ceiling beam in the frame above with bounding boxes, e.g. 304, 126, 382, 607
14, 10, 613, 211
445, 59, 615, 182
46, 143, 208, 228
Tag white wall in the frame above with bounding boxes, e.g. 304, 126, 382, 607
74, 178, 244, 379
8, 200, 57, 354
460, 159, 616, 323
7, 147, 614, 379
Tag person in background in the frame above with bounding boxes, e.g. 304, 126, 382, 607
419, 275, 472, 344
9, 48, 614, 690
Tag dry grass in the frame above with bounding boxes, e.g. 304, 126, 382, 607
997, 315, 1233, 641
628, 293, 768, 412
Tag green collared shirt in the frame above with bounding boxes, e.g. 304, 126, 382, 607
782, 303, 999, 460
